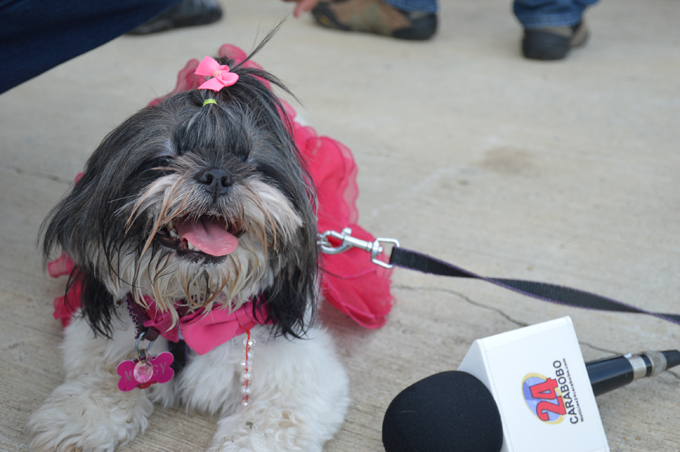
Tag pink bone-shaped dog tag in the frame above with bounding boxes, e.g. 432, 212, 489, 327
116, 351, 175, 391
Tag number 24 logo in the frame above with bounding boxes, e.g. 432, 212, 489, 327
529, 377, 566, 421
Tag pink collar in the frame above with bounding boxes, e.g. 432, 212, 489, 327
128, 294, 269, 355
49, 253, 268, 356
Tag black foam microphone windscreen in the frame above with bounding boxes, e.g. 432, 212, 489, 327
382, 371, 503, 452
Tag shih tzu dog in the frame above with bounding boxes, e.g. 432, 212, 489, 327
28, 39, 350, 452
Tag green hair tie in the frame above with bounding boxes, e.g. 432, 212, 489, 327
203, 99, 217, 107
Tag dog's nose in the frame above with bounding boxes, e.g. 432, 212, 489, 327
196, 168, 232, 196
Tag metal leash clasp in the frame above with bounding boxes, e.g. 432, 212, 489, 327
317, 228, 399, 269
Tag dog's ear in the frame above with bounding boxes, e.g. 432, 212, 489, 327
43, 177, 120, 338
41, 173, 109, 269
261, 204, 319, 338
263, 265, 315, 339
67, 268, 118, 338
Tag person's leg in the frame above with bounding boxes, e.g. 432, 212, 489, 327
513, 0, 599, 60
311, 0, 438, 40
0, 0, 181, 94
382, 0, 437, 14
514, 0, 597, 28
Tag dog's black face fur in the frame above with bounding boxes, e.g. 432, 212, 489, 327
42, 55, 318, 339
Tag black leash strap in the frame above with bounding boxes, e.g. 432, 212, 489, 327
389, 247, 680, 326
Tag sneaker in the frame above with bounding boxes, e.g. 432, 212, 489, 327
129, 0, 223, 35
311, 0, 437, 41
522, 21, 589, 60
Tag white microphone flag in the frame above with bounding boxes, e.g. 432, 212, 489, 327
458, 316, 609, 452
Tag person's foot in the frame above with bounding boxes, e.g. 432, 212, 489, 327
129, 0, 223, 35
311, 0, 437, 40
522, 21, 589, 60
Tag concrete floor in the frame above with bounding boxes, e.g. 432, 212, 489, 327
1, 0, 679, 451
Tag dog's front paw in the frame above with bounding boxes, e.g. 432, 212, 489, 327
209, 403, 319, 452
28, 379, 153, 452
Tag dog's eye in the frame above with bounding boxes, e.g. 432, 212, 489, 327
139, 156, 174, 174
150, 156, 173, 168
154, 156, 173, 167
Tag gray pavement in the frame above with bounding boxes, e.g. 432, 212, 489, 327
1, 1, 679, 450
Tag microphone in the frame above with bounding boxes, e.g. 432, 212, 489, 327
587, 350, 680, 396
383, 351, 680, 452
382, 371, 503, 452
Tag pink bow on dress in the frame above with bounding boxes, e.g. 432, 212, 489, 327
195, 56, 239, 92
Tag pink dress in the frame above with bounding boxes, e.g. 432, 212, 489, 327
50, 44, 393, 333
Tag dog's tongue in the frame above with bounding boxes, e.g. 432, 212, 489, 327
175, 217, 238, 256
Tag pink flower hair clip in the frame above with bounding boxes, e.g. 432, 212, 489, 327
195, 56, 239, 92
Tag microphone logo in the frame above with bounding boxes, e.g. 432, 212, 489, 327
522, 359, 583, 425
522, 373, 567, 424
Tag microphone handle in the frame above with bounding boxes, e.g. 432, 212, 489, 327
586, 350, 680, 397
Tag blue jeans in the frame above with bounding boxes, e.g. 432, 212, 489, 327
383, 0, 438, 14
0, 0, 181, 94
514, 0, 599, 28
382, 0, 598, 27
